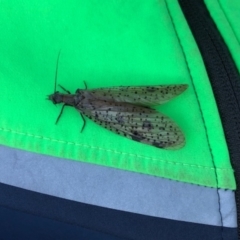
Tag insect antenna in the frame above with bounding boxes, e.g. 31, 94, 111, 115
54, 49, 62, 93
51, 51, 86, 133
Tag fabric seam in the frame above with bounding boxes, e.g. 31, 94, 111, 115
217, 0, 240, 47
0, 127, 234, 172
165, 0, 223, 234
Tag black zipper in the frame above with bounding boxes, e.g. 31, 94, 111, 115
179, 0, 240, 238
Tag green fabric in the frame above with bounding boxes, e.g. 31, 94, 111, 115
205, 0, 240, 72
0, 0, 236, 189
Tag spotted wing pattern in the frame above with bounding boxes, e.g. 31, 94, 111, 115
77, 84, 188, 106
78, 100, 185, 149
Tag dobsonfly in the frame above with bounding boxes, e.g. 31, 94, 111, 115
48, 52, 188, 149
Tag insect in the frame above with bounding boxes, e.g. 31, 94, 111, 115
48, 53, 188, 149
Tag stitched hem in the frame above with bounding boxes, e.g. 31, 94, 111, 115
0, 126, 234, 171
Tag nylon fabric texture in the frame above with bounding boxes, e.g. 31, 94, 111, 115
0, 0, 235, 189
204, 0, 240, 72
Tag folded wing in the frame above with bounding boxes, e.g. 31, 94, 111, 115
79, 100, 185, 149
77, 84, 188, 106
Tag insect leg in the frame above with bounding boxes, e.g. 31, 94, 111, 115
55, 104, 67, 124
80, 113, 86, 133
58, 84, 71, 94
83, 81, 87, 90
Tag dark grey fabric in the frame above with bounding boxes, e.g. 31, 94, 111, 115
1, 182, 238, 240
179, 0, 240, 233
0, 205, 124, 240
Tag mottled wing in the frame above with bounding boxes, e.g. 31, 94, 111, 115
77, 84, 188, 106
79, 100, 185, 149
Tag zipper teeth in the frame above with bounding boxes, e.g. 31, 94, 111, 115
179, 0, 240, 238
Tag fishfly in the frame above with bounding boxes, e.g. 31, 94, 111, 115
48, 54, 188, 149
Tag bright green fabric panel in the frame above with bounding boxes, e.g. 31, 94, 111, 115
205, 0, 240, 72
0, 0, 235, 189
